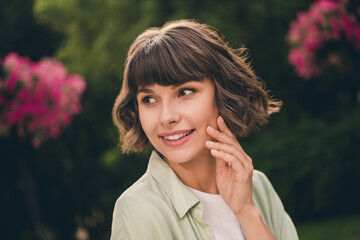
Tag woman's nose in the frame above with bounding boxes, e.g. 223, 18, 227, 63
160, 102, 180, 126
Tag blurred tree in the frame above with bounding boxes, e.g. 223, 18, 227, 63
243, 108, 360, 221
0, 0, 64, 239
0, 0, 61, 59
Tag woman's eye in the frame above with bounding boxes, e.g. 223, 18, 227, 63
142, 96, 156, 104
178, 88, 195, 97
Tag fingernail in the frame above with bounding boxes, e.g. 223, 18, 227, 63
207, 126, 215, 132
206, 141, 214, 146
211, 149, 218, 154
219, 116, 224, 122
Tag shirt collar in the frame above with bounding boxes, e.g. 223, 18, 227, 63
146, 151, 200, 218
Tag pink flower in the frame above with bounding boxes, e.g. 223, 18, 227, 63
314, 0, 339, 13
286, 0, 360, 79
304, 25, 323, 52
289, 48, 314, 78
0, 53, 86, 148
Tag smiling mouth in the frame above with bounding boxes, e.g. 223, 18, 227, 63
161, 129, 195, 141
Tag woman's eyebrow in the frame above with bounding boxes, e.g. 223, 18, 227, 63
136, 88, 153, 95
136, 81, 200, 95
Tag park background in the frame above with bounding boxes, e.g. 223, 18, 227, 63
1, 0, 359, 239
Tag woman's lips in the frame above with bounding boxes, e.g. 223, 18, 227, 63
160, 129, 195, 147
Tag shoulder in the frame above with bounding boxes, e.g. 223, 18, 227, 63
115, 172, 173, 210
252, 170, 299, 240
252, 169, 272, 188
252, 170, 277, 198
252, 170, 280, 220
110, 173, 173, 240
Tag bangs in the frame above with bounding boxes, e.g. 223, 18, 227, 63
126, 34, 210, 93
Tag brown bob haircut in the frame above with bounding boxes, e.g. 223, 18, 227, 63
113, 19, 281, 153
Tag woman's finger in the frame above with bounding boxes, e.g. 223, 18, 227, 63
207, 116, 252, 165
210, 149, 243, 170
217, 116, 234, 138
206, 140, 247, 166
206, 125, 246, 157
206, 125, 235, 146
217, 116, 249, 153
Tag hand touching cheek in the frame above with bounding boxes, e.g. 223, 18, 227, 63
205, 116, 255, 216
206, 116, 277, 240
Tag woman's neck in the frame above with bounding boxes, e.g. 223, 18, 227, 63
164, 151, 218, 194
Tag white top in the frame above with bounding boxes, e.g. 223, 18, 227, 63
187, 186, 246, 240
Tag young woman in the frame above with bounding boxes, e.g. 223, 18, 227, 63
111, 20, 298, 240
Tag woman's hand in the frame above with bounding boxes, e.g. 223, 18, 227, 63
205, 116, 255, 216
206, 116, 277, 239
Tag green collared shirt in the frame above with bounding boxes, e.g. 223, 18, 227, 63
111, 151, 298, 240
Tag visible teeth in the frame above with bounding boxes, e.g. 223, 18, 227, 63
163, 130, 192, 141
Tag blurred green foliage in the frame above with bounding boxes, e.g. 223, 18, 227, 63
1, 0, 359, 239
297, 215, 360, 240
244, 109, 360, 221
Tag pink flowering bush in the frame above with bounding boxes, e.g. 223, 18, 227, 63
0, 53, 86, 148
287, 0, 360, 79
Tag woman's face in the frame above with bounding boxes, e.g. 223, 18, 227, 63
137, 78, 219, 164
